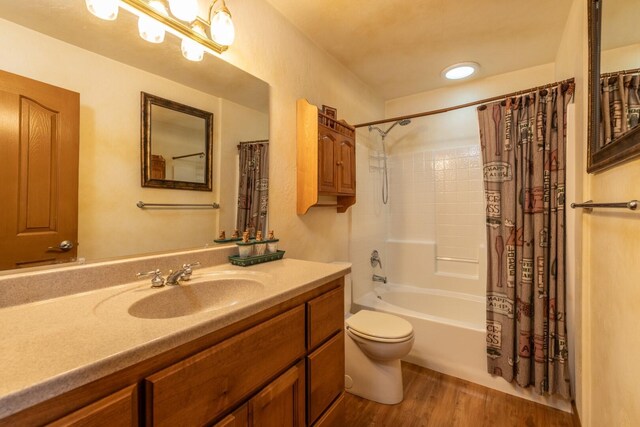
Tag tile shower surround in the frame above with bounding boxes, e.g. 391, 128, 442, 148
387, 145, 484, 265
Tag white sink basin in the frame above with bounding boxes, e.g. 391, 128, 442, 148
128, 278, 265, 319
93, 270, 271, 320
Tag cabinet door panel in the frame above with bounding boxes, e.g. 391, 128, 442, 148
214, 404, 248, 427
307, 331, 345, 425
249, 360, 305, 427
307, 285, 344, 350
337, 138, 355, 195
47, 385, 137, 427
318, 128, 337, 193
312, 393, 344, 427
145, 306, 305, 427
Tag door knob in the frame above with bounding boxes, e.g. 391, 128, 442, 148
47, 240, 74, 252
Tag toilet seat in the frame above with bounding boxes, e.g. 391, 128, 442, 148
346, 310, 414, 343
346, 327, 414, 343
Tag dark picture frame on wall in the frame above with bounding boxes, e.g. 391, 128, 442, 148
322, 105, 337, 119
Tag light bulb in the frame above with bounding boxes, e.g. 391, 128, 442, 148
210, 7, 235, 46
442, 62, 479, 80
181, 26, 206, 61
168, 0, 199, 22
138, 1, 167, 44
85, 0, 119, 20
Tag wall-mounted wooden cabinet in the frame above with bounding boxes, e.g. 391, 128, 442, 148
297, 99, 356, 215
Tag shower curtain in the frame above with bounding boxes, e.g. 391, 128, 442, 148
600, 72, 640, 147
237, 143, 269, 237
477, 83, 573, 399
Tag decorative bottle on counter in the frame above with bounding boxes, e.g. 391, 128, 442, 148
254, 230, 267, 255
237, 231, 253, 258
267, 230, 279, 253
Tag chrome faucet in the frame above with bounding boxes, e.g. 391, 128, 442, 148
372, 274, 387, 284
370, 250, 383, 268
166, 262, 201, 285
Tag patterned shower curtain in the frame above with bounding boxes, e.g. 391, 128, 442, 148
477, 83, 574, 399
600, 72, 640, 147
236, 143, 269, 237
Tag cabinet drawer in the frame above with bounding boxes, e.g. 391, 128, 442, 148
307, 331, 345, 425
307, 285, 344, 350
214, 404, 248, 427
47, 385, 137, 427
145, 306, 306, 427
312, 393, 345, 427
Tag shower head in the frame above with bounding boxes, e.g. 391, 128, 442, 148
368, 119, 411, 138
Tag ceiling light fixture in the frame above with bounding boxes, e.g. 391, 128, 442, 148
442, 62, 479, 80
85, 0, 234, 56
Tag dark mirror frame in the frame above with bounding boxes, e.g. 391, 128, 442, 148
588, 0, 640, 173
141, 92, 214, 191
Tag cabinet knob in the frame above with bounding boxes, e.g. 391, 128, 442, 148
336, 161, 343, 166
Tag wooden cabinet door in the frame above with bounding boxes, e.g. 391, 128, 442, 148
312, 393, 345, 427
307, 332, 345, 425
307, 286, 344, 351
336, 137, 355, 195
215, 405, 248, 427
249, 361, 305, 427
318, 128, 338, 193
0, 69, 79, 270
46, 385, 137, 427
145, 306, 305, 427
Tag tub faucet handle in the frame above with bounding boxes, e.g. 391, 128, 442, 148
370, 250, 382, 268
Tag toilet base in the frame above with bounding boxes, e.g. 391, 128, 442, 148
344, 332, 404, 405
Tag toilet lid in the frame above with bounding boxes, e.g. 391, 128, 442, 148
345, 310, 413, 340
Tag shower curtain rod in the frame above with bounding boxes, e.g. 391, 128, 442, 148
601, 67, 640, 79
354, 77, 575, 128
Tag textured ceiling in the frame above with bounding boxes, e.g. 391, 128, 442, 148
266, 0, 574, 100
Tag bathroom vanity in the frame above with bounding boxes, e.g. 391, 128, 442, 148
0, 250, 347, 426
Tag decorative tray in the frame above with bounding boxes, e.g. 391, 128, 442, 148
213, 237, 242, 243
228, 250, 285, 267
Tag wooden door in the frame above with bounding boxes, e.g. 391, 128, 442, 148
0, 70, 79, 270
318, 128, 337, 193
249, 361, 305, 427
336, 137, 355, 195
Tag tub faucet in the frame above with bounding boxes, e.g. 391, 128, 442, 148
372, 274, 387, 284
370, 250, 383, 268
166, 262, 200, 285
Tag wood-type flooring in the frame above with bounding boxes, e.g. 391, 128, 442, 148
344, 362, 578, 427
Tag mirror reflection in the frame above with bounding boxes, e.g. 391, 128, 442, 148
142, 93, 213, 190
600, 0, 640, 144
0, 1, 269, 273
588, 0, 640, 172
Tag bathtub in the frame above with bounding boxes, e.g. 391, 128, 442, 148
353, 283, 571, 412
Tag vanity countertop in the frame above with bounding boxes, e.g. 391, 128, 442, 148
0, 258, 349, 419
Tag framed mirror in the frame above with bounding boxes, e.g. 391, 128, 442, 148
141, 92, 213, 191
0, 1, 269, 273
588, 0, 640, 173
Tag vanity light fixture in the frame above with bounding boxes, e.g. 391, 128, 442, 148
181, 22, 207, 61
138, 1, 168, 43
168, 0, 199, 22
85, 0, 235, 56
85, 0, 119, 20
442, 62, 479, 80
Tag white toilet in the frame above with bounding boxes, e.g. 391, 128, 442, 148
344, 309, 415, 404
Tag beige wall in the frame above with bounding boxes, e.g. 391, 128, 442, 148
219, 0, 384, 263
557, 0, 640, 424
1, 0, 382, 264
553, 0, 588, 419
